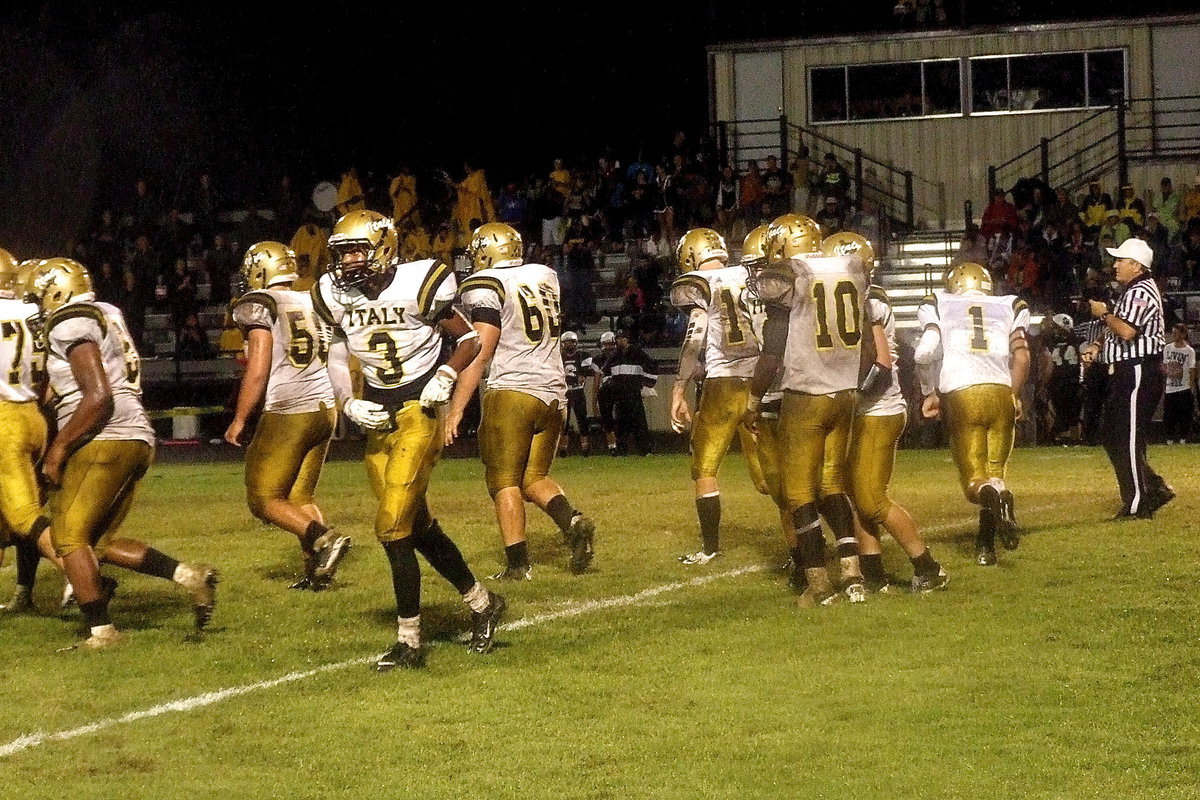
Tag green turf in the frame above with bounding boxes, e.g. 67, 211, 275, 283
2, 445, 1199, 799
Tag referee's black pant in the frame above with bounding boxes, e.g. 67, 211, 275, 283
1101, 356, 1167, 515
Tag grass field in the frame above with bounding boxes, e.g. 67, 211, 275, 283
2, 444, 1199, 799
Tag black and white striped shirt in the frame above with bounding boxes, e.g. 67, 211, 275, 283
1102, 274, 1165, 364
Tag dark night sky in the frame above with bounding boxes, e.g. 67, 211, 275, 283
0, 0, 1195, 253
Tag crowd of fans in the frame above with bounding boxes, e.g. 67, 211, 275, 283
56, 133, 869, 359
970, 174, 1200, 315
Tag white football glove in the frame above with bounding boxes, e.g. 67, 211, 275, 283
343, 399, 391, 430
419, 365, 457, 409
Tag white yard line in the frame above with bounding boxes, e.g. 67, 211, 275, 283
0, 504, 1056, 760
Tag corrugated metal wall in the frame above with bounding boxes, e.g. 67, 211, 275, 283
712, 20, 1166, 228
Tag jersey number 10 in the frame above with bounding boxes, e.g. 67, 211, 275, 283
812, 280, 861, 349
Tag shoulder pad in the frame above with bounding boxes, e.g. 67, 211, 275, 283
868, 285, 890, 305
459, 274, 506, 304
753, 265, 795, 305
310, 279, 337, 327
669, 273, 711, 310
418, 260, 455, 318
1012, 297, 1028, 314
46, 302, 107, 339
233, 291, 279, 322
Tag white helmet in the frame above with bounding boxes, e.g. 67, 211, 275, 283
561, 331, 579, 343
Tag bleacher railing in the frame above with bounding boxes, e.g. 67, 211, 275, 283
713, 115, 916, 232
988, 94, 1200, 197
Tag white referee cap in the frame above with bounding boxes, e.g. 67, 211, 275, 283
1052, 313, 1074, 329
1105, 238, 1153, 269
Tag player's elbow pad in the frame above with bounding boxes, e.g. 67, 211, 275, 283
913, 329, 941, 365
859, 362, 892, 404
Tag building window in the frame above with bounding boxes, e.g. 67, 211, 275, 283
969, 49, 1126, 113
810, 59, 962, 124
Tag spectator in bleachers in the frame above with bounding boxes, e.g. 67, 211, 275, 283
122, 267, 149, 349
622, 173, 655, 240
1018, 185, 1049, 229
167, 257, 199, 329
816, 152, 850, 205
207, 231, 239, 305
539, 179, 567, 259
561, 236, 597, 331
90, 209, 122, 270
334, 167, 366, 216
1098, 209, 1131, 250
124, 233, 160, 283
93, 260, 120, 305
790, 142, 812, 215
653, 163, 677, 243
550, 158, 572, 197
714, 165, 739, 240
762, 155, 790, 218
1143, 213, 1171, 274
389, 164, 418, 226
1079, 180, 1113, 233
175, 312, 214, 361
1178, 227, 1200, 289
980, 188, 1019, 243
1046, 186, 1080, 234
452, 161, 495, 248
814, 195, 846, 234
191, 172, 219, 238
129, 177, 161, 236
737, 160, 765, 229
1116, 184, 1145, 229
1180, 175, 1200, 229
275, 175, 302, 236
1152, 177, 1182, 241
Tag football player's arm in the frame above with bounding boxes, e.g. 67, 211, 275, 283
1087, 297, 1138, 341
43, 342, 114, 487
424, 306, 480, 414
859, 319, 893, 404
743, 304, 787, 429
327, 334, 387, 430
444, 313, 497, 446
1009, 330, 1031, 419
670, 308, 708, 432
913, 316, 943, 418
224, 328, 271, 447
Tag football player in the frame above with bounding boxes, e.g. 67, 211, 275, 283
668, 227, 768, 564
27, 258, 217, 649
558, 331, 597, 456
446, 222, 596, 579
0, 251, 59, 611
313, 210, 504, 670
915, 262, 1030, 566
225, 241, 347, 590
823, 233, 947, 593
745, 215, 870, 606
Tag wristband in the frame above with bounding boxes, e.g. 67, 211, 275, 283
746, 396, 762, 414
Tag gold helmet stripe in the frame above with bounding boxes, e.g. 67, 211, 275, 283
417, 261, 454, 319
45, 303, 107, 341
459, 274, 506, 305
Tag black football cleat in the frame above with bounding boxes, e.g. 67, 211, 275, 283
567, 515, 595, 574
489, 565, 532, 581
981, 484, 1019, 551
375, 641, 425, 672
468, 591, 506, 654
975, 546, 997, 567
312, 533, 352, 584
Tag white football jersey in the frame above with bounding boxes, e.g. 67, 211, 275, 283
459, 263, 566, 406
755, 254, 867, 395
313, 259, 456, 391
670, 265, 762, 379
45, 300, 154, 446
0, 297, 42, 403
861, 286, 906, 417
232, 289, 335, 414
917, 290, 1029, 394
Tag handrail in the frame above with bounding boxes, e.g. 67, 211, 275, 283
992, 105, 1114, 174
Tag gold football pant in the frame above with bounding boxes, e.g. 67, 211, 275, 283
691, 377, 768, 493
779, 390, 857, 510
942, 384, 1016, 502
0, 400, 47, 545
365, 401, 443, 543
753, 413, 786, 509
479, 390, 562, 496
50, 440, 153, 559
245, 406, 335, 518
848, 411, 906, 525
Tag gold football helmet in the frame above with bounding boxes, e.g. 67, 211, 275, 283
944, 262, 993, 295
821, 231, 875, 269
26, 258, 94, 313
242, 241, 300, 292
466, 222, 523, 272
765, 214, 822, 262
327, 210, 398, 290
0, 248, 19, 298
741, 224, 770, 267
676, 228, 728, 272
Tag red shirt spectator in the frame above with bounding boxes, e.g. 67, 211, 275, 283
981, 189, 1019, 241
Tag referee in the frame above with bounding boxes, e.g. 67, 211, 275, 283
1083, 238, 1174, 519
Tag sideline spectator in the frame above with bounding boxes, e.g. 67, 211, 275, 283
816, 152, 850, 205
714, 165, 739, 240
814, 195, 846, 234
738, 160, 765, 228
1162, 323, 1196, 444
1152, 177, 1181, 240
762, 155, 790, 218
790, 142, 812, 214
